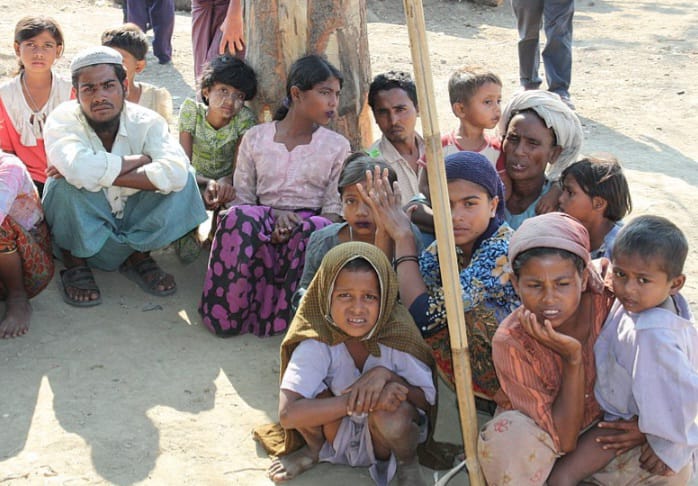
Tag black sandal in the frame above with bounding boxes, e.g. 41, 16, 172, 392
119, 257, 177, 297
59, 265, 102, 307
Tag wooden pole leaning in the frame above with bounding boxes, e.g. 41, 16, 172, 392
401, 1, 486, 484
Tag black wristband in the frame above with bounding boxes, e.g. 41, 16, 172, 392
394, 255, 419, 269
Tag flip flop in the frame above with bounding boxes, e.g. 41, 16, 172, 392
59, 265, 102, 307
119, 256, 177, 297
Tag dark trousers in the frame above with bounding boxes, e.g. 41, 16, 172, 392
512, 0, 574, 97
126, 0, 175, 63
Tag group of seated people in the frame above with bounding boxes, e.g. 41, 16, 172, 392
1, 14, 696, 486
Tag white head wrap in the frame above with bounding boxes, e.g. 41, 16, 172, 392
70, 46, 123, 73
497, 90, 583, 181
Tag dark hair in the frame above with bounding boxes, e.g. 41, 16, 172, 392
341, 257, 378, 275
273, 54, 343, 121
14, 16, 64, 72
338, 152, 397, 195
505, 108, 557, 147
512, 247, 585, 277
101, 23, 148, 61
199, 55, 257, 105
561, 155, 632, 222
71, 63, 127, 92
368, 71, 418, 112
448, 66, 502, 106
612, 215, 687, 278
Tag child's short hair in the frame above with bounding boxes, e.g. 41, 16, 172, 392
368, 71, 418, 111
338, 152, 398, 195
101, 23, 148, 61
448, 66, 502, 106
612, 215, 688, 278
561, 155, 632, 222
200, 55, 257, 105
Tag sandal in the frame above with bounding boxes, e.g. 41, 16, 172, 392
59, 265, 102, 307
174, 229, 202, 265
120, 256, 177, 297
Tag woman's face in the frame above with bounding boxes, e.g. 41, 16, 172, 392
330, 267, 381, 338
341, 183, 376, 241
293, 76, 341, 125
447, 179, 498, 254
512, 253, 588, 333
503, 112, 562, 183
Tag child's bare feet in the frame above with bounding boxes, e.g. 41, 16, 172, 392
396, 459, 427, 486
0, 295, 32, 338
267, 446, 318, 483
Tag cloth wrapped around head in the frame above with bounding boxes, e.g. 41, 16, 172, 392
445, 151, 507, 249
283, 241, 433, 366
509, 212, 604, 292
497, 90, 583, 180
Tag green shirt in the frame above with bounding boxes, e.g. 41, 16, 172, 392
178, 98, 256, 180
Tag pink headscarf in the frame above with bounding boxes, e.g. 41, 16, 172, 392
509, 212, 604, 292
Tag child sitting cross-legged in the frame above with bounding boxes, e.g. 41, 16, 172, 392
259, 242, 436, 486
548, 215, 698, 485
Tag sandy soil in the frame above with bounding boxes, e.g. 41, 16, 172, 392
0, 0, 696, 484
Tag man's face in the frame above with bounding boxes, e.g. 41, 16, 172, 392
75, 64, 126, 127
371, 88, 417, 146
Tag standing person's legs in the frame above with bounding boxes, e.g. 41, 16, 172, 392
191, 0, 229, 82
126, 0, 150, 32
513, 0, 545, 90
542, 0, 575, 99
147, 0, 175, 64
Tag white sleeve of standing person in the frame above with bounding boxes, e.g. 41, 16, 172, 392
633, 325, 698, 473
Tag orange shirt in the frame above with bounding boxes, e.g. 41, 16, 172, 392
493, 286, 614, 451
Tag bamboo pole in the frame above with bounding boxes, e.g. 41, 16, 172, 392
401, 1, 486, 484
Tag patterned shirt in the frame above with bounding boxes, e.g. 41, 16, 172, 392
233, 122, 349, 215
178, 98, 256, 180
367, 134, 425, 201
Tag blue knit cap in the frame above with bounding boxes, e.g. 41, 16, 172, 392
444, 151, 506, 223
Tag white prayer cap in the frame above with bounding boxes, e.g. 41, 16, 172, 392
70, 46, 123, 73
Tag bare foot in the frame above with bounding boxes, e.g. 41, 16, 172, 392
267, 446, 318, 483
0, 296, 32, 338
396, 460, 427, 486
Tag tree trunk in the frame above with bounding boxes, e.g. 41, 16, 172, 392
244, 0, 372, 150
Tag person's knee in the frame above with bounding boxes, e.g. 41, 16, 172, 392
369, 401, 418, 442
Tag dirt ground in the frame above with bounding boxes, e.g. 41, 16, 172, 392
0, 0, 696, 484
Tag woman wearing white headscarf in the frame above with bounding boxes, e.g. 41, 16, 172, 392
497, 90, 583, 229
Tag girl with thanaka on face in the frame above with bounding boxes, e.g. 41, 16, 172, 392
0, 16, 71, 195
358, 151, 520, 411
260, 242, 435, 485
558, 154, 632, 259
498, 90, 583, 228
298, 152, 424, 294
477, 212, 617, 484
199, 54, 350, 337
179, 55, 257, 210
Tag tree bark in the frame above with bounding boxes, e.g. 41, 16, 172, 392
244, 0, 373, 149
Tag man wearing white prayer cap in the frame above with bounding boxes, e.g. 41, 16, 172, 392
42, 46, 206, 307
